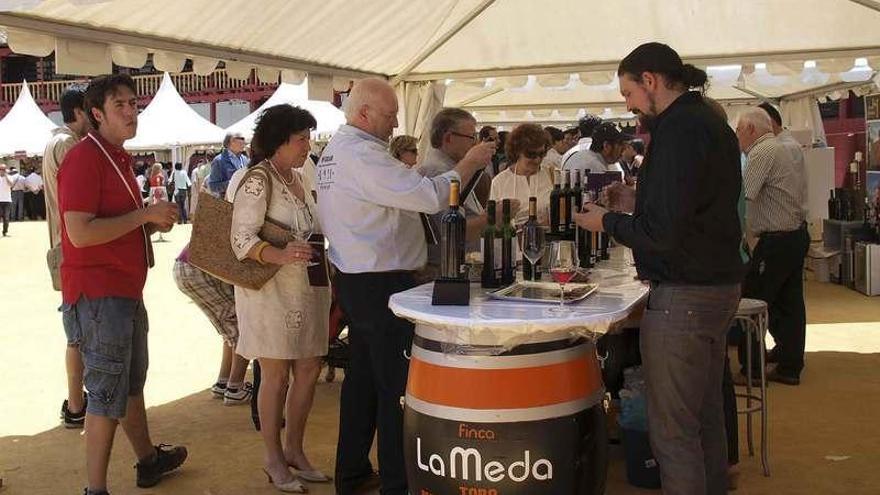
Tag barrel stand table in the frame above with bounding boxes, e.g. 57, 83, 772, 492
389, 265, 649, 495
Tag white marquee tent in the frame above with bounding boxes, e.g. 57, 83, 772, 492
1, 0, 879, 143
0, 80, 57, 156
224, 80, 345, 140
125, 72, 226, 150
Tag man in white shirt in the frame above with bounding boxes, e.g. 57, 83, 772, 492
24, 169, 45, 219
759, 102, 809, 215
42, 83, 91, 428
560, 114, 602, 171
0, 163, 13, 236
541, 126, 566, 172
9, 167, 26, 220
563, 122, 627, 175
316, 78, 492, 495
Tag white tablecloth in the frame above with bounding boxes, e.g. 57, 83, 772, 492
389, 254, 649, 352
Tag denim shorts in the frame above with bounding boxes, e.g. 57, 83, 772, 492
61, 296, 149, 419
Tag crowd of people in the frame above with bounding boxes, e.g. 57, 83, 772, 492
29, 39, 812, 495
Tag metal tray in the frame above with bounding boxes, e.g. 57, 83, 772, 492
487, 280, 599, 304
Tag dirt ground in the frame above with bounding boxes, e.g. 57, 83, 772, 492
1, 221, 879, 494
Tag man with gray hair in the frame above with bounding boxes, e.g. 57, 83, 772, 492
317, 78, 493, 495
419, 107, 497, 275
736, 107, 809, 386
207, 131, 249, 196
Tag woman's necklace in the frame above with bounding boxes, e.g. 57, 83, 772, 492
267, 158, 294, 186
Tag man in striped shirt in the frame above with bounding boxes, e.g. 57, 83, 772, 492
736, 108, 810, 386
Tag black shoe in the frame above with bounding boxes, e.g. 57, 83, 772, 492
61, 395, 88, 429
767, 367, 800, 386
135, 444, 188, 488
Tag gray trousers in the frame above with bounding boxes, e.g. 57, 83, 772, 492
640, 282, 740, 495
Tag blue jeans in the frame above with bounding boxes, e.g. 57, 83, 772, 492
640, 283, 740, 495
61, 297, 149, 418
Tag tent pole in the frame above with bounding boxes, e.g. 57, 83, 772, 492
732, 85, 778, 104
450, 87, 504, 107
390, 0, 496, 86
848, 0, 880, 13
779, 75, 878, 101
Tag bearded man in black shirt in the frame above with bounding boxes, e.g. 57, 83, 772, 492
575, 43, 745, 495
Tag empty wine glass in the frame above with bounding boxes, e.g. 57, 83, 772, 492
293, 207, 319, 267
519, 225, 545, 281
548, 240, 579, 314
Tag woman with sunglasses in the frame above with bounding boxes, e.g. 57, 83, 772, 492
389, 135, 419, 168
489, 123, 554, 226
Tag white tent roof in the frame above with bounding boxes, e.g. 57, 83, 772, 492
0, 80, 57, 156
225, 81, 345, 140
1, 0, 878, 81
125, 72, 226, 150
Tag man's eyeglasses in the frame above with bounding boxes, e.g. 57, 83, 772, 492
450, 131, 477, 142
523, 148, 547, 159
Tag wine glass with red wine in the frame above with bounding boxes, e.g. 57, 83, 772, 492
548, 240, 579, 314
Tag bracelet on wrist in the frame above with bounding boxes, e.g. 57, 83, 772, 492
254, 241, 271, 265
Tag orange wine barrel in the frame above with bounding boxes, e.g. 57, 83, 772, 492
404, 324, 608, 494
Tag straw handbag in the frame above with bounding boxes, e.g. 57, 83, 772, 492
189, 165, 291, 290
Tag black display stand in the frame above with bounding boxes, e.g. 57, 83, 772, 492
431, 278, 470, 306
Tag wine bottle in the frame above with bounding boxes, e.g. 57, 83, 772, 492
549, 170, 562, 234
571, 170, 583, 228
828, 189, 836, 220
561, 170, 572, 236
577, 189, 592, 268
439, 180, 466, 279
500, 199, 516, 285
522, 196, 540, 280
481, 200, 500, 288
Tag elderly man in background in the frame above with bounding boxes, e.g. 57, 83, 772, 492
316, 78, 492, 495
43, 82, 91, 428
736, 107, 809, 386
419, 108, 498, 274
207, 131, 249, 197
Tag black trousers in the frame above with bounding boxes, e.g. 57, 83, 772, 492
174, 190, 188, 223
0, 202, 10, 235
738, 225, 810, 378
334, 270, 417, 495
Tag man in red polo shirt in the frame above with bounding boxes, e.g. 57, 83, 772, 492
58, 74, 186, 495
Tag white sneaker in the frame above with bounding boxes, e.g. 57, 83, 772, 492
211, 381, 227, 399
223, 383, 253, 406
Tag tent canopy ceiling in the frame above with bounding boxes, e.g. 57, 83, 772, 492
0, 0, 878, 81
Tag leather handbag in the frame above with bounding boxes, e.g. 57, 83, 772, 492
189, 164, 291, 290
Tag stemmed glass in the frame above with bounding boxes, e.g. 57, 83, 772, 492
293, 207, 319, 267
548, 240, 579, 314
519, 225, 545, 282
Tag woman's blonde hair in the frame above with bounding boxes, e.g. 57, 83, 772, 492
389, 135, 418, 160
150, 163, 163, 177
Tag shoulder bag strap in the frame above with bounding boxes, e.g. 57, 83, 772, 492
87, 134, 154, 268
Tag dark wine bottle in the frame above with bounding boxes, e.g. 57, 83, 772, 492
500, 199, 516, 285
439, 180, 466, 279
828, 189, 836, 220
561, 170, 572, 236
577, 189, 592, 268
481, 200, 500, 288
549, 170, 562, 234
522, 196, 540, 280
571, 170, 583, 227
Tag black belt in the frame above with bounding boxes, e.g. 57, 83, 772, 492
759, 221, 807, 239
